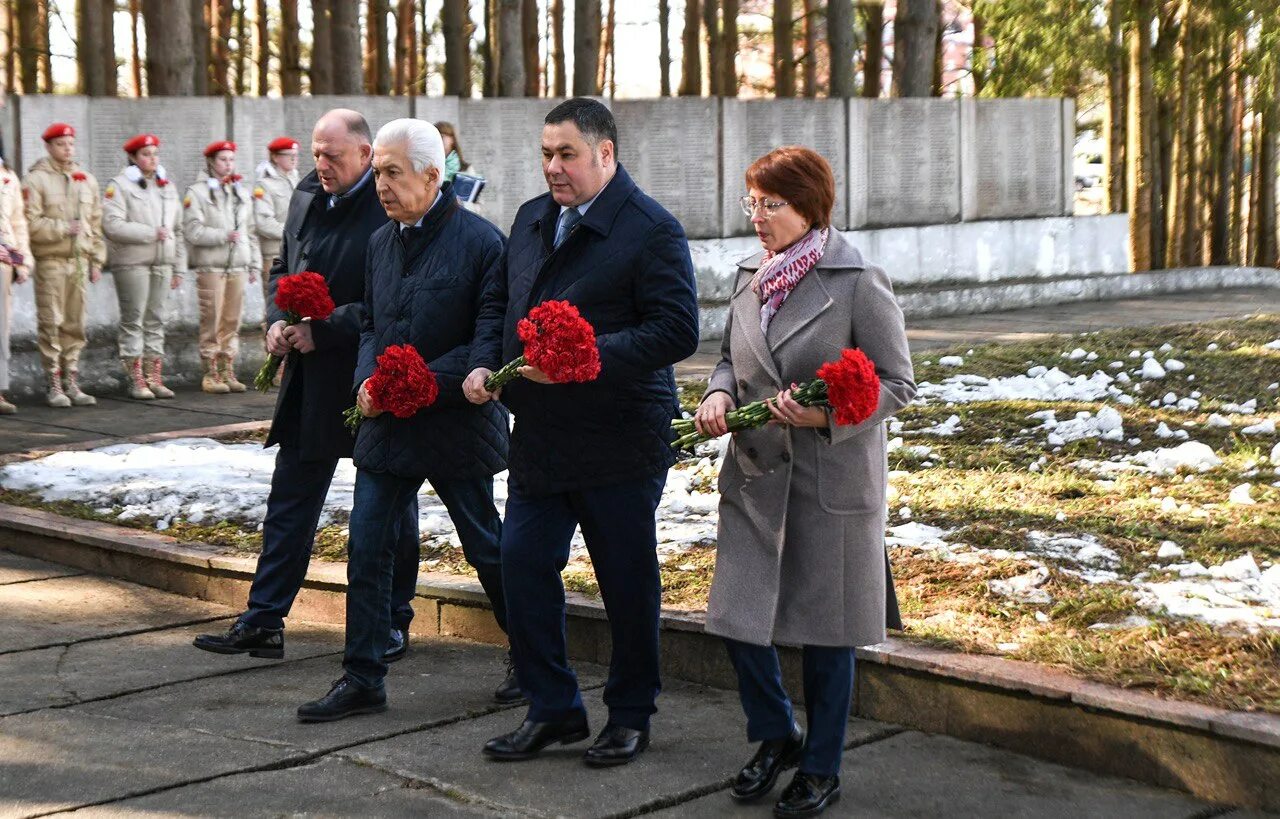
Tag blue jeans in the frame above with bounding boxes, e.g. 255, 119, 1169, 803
344, 468, 505, 690
242, 445, 417, 631
501, 472, 667, 732
724, 639, 855, 779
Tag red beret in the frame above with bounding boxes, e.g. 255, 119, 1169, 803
203, 140, 236, 157
267, 137, 299, 153
42, 123, 75, 142
123, 134, 160, 154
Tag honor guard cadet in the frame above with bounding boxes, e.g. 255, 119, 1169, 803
23, 123, 106, 408
103, 134, 186, 400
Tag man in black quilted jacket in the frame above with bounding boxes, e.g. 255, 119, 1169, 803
296, 118, 513, 723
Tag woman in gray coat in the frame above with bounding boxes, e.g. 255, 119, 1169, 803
694, 146, 916, 818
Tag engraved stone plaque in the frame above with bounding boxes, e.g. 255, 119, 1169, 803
613, 98, 720, 239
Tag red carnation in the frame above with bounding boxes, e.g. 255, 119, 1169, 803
254, 271, 336, 392
71, 172, 87, 182
485, 300, 600, 391
344, 344, 439, 431
817, 348, 880, 426
671, 347, 881, 450
157, 177, 170, 187
224, 174, 242, 185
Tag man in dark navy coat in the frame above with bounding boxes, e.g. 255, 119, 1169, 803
464, 99, 700, 766
194, 110, 418, 663
296, 118, 515, 723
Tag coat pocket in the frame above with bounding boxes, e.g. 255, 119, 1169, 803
815, 430, 886, 515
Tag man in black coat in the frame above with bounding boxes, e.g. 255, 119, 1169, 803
296, 119, 513, 723
194, 110, 418, 662
463, 99, 700, 766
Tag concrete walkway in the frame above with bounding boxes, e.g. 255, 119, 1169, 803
0, 550, 1242, 818
2, 287, 1275, 456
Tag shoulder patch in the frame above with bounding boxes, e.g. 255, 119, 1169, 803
253, 185, 265, 199
104, 183, 116, 199
182, 193, 192, 209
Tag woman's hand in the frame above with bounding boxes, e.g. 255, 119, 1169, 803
694, 390, 736, 438
766, 385, 827, 428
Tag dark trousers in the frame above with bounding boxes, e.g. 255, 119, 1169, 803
723, 639, 855, 779
241, 444, 418, 631
501, 472, 666, 732
344, 468, 506, 690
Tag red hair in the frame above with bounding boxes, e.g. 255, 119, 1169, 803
745, 146, 836, 229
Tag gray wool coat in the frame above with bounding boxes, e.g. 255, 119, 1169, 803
703, 231, 917, 648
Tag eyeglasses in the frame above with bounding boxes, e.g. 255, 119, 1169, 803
739, 196, 790, 219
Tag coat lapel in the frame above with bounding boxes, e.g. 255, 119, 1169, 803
766, 269, 834, 351
731, 271, 782, 385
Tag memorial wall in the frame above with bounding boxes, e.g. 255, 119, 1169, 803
3, 95, 1074, 240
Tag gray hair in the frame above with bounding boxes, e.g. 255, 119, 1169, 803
374, 119, 446, 175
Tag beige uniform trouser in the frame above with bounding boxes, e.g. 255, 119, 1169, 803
196, 270, 246, 359
114, 265, 172, 359
0, 264, 13, 391
33, 257, 88, 374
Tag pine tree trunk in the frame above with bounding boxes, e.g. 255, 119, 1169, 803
1104, 0, 1126, 214
278, 0, 300, 94
552, 0, 566, 96
190, 0, 209, 94
597, 0, 610, 93
497, 0, 525, 96
678, 0, 699, 96
78, 0, 105, 95
16, 0, 37, 93
37, 0, 50, 92
1209, 34, 1232, 266
213, 0, 233, 95
442, 0, 471, 96
773, 0, 794, 97
142, 0, 195, 95
1165, 0, 1194, 269
892, 0, 938, 97
572, 0, 599, 95
703, 0, 721, 96
5, 0, 18, 94
1126, 0, 1156, 272
103, 0, 118, 94
605, 0, 615, 97
721, 0, 738, 97
971, 9, 984, 95
1229, 31, 1246, 263
482, 0, 495, 96
1245, 105, 1260, 264
130, 0, 144, 95
394, 0, 415, 95
1255, 61, 1279, 267
310, 0, 331, 93
931, 0, 944, 96
330, 0, 361, 93
254, 0, 268, 95
860, 1, 882, 98
522, 0, 539, 96
828, 0, 854, 98
801, 0, 817, 97
365, 0, 390, 95
234, 0, 248, 94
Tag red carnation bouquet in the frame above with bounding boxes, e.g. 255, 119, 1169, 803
484, 300, 601, 391
344, 344, 439, 432
671, 348, 881, 450
254, 271, 336, 392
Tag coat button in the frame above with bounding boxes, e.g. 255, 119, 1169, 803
738, 379, 748, 391
781, 452, 791, 463
746, 447, 758, 459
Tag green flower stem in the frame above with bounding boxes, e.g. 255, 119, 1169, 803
253, 311, 300, 393
484, 355, 526, 392
342, 404, 364, 434
671, 378, 829, 451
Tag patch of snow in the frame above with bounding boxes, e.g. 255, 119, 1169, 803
1140, 359, 1166, 379
1228, 484, 1256, 505
938, 355, 964, 367
1242, 419, 1276, 436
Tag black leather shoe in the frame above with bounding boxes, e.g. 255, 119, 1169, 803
296, 677, 387, 723
583, 723, 650, 767
192, 621, 284, 659
493, 652, 525, 704
774, 772, 840, 818
384, 628, 408, 663
731, 721, 806, 801
482, 712, 591, 761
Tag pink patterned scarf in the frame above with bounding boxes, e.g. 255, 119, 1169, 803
750, 227, 829, 333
